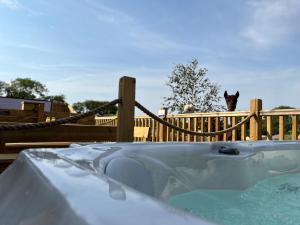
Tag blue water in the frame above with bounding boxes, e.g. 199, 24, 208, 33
169, 172, 300, 225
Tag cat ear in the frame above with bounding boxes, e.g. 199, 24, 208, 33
224, 91, 228, 98
235, 91, 240, 98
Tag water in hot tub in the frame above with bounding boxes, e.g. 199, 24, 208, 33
169, 172, 300, 225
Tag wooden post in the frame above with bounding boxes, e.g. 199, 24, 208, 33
279, 116, 285, 141
166, 118, 169, 142
267, 116, 273, 140
207, 117, 212, 142
37, 103, 45, 122
223, 117, 228, 141
181, 118, 186, 142
200, 117, 205, 142
241, 116, 246, 141
159, 122, 167, 142
155, 121, 159, 142
250, 99, 262, 141
232, 117, 237, 141
171, 118, 175, 142
215, 117, 220, 141
151, 119, 155, 142
193, 118, 198, 142
176, 119, 180, 142
117, 76, 136, 142
292, 115, 298, 140
187, 117, 191, 142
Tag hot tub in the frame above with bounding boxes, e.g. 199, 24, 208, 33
1, 141, 300, 225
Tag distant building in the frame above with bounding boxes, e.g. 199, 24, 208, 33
0, 96, 52, 112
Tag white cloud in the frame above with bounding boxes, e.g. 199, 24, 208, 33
0, 0, 21, 9
242, 0, 300, 48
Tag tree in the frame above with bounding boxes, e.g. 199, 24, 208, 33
0, 78, 65, 102
5, 78, 48, 99
0, 81, 8, 96
163, 59, 224, 113
72, 100, 117, 116
43, 94, 66, 103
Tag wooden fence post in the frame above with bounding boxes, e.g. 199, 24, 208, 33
292, 115, 298, 140
37, 103, 45, 122
159, 122, 168, 142
279, 116, 285, 141
158, 108, 168, 142
250, 99, 262, 141
116, 76, 136, 142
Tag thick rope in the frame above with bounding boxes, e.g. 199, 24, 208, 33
0, 99, 120, 131
135, 101, 255, 137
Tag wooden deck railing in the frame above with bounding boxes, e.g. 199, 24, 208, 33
260, 109, 300, 141
96, 100, 300, 142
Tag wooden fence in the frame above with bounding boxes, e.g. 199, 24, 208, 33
96, 99, 300, 142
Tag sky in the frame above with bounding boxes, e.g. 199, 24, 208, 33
0, 0, 300, 113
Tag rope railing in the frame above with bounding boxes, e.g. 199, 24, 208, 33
0, 99, 120, 131
135, 101, 255, 137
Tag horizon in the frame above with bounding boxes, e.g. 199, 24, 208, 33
1, 0, 300, 113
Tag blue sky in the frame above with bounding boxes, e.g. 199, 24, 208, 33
0, 0, 300, 113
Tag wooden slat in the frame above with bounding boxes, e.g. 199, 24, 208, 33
267, 116, 273, 140
279, 116, 285, 141
232, 117, 237, 141
292, 115, 298, 140
223, 117, 228, 141
176, 119, 180, 142
215, 117, 220, 141
159, 117, 168, 142
187, 117, 191, 142
241, 116, 246, 141
207, 117, 212, 142
181, 118, 185, 142
171, 118, 175, 142
166, 118, 170, 142
155, 121, 159, 142
151, 119, 155, 142
193, 117, 198, 142
200, 117, 204, 142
